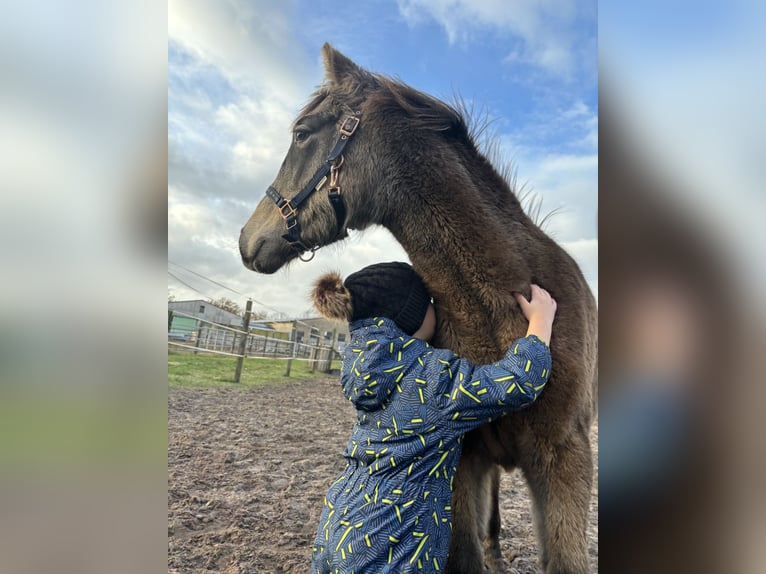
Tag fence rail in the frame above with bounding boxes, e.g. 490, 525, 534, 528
167, 310, 341, 374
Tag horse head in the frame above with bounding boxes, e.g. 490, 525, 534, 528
239, 45, 374, 273
239, 43, 467, 274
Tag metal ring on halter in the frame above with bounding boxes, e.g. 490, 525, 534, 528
298, 245, 320, 262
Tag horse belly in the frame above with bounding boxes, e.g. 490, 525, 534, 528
479, 358, 594, 469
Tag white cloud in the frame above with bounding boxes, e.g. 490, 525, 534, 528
561, 100, 598, 149
168, 0, 313, 101
539, 153, 597, 173
397, 0, 590, 77
562, 237, 597, 272
562, 99, 589, 118
562, 238, 598, 301
214, 96, 295, 180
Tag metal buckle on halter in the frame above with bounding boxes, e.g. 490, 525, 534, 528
278, 200, 297, 220
284, 216, 299, 231
329, 155, 343, 193
339, 116, 360, 137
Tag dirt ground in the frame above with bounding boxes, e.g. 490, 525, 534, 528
168, 376, 598, 573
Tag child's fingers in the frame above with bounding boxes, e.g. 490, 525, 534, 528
530, 284, 547, 301
531, 284, 554, 304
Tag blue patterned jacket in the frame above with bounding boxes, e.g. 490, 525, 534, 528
312, 317, 551, 573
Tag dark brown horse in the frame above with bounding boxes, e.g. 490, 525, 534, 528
239, 44, 597, 574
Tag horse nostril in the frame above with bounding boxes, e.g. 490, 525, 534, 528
240, 250, 259, 272
239, 230, 255, 264
239, 235, 265, 271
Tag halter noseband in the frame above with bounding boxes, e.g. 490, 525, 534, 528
266, 115, 360, 262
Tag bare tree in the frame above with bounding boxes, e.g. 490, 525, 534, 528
208, 297, 241, 316
249, 308, 269, 321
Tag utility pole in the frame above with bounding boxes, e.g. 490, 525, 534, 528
233, 299, 253, 383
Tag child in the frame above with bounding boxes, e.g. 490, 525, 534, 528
310, 262, 556, 573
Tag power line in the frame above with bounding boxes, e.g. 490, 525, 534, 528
167, 270, 214, 300
168, 260, 243, 295
167, 261, 319, 328
167, 260, 283, 315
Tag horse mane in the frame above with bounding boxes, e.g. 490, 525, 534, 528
371, 76, 471, 137
296, 72, 558, 229
369, 77, 564, 226
296, 71, 471, 140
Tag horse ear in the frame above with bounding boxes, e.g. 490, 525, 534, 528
322, 43, 366, 85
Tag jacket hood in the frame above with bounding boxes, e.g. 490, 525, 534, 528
341, 318, 408, 411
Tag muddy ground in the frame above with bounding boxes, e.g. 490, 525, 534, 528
168, 376, 598, 573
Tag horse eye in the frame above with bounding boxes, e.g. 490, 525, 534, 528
293, 129, 309, 143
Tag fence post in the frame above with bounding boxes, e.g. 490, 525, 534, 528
194, 324, 203, 355
234, 299, 253, 383
331, 328, 337, 371
284, 320, 297, 376
309, 346, 317, 372
322, 347, 332, 373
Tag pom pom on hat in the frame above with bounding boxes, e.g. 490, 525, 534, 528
311, 272, 354, 322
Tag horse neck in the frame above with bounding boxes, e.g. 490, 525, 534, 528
383, 150, 537, 349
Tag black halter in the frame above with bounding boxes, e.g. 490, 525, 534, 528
266, 115, 360, 261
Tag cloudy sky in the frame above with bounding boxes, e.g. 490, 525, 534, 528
168, 0, 597, 318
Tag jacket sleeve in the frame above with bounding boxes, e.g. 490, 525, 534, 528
427, 335, 552, 432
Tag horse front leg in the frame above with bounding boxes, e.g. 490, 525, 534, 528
481, 465, 504, 572
521, 423, 593, 574
446, 433, 499, 574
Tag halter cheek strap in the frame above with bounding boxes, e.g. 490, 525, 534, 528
266, 115, 360, 261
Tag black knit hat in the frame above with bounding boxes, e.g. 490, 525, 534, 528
311, 262, 431, 335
